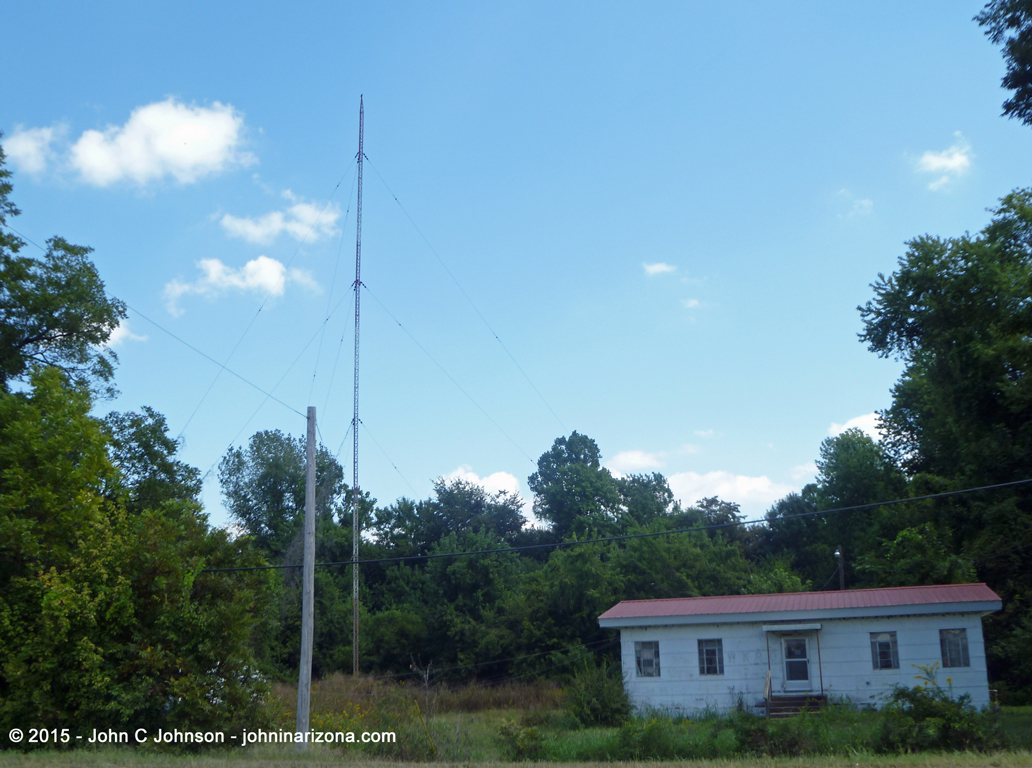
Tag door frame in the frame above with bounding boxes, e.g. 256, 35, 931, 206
781, 635, 812, 692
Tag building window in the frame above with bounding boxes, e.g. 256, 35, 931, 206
870, 632, 899, 670
635, 641, 660, 677
698, 639, 724, 675
940, 629, 970, 668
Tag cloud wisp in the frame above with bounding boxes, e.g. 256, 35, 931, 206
828, 412, 882, 442
5, 125, 63, 175
668, 470, 795, 519
643, 262, 676, 276
444, 465, 524, 499
915, 133, 972, 191
163, 255, 317, 316
104, 320, 148, 347
837, 189, 873, 218
219, 190, 341, 245
9, 99, 254, 186
606, 450, 666, 475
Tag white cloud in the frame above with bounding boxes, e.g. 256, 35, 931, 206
104, 320, 147, 347
694, 429, 714, 438
837, 189, 873, 218
220, 190, 341, 245
69, 98, 253, 186
680, 443, 701, 454
682, 298, 701, 309
5, 125, 62, 174
163, 255, 317, 316
828, 412, 882, 441
443, 464, 536, 524
667, 470, 795, 519
643, 262, 676, 276
606, 450, 666, 474
790, 462, 818, 482
915, 133, 972, 191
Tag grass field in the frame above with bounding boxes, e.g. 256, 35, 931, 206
2, 749, 1032, 767
1, 679, 1028, 765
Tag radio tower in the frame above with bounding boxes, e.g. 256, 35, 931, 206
351, 96, 363, 675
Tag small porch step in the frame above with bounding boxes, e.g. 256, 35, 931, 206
765, 694, 827, 718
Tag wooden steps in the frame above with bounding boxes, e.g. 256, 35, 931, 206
765, 694, 828, 718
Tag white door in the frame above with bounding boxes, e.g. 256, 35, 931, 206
782, 637, 811, 691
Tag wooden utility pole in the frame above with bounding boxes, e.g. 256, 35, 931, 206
835, 545, 846, 591
296, 406, 317, 748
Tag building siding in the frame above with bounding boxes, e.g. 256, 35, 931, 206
617, 612, 991, 715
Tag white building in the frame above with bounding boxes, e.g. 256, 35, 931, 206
598, 583, 1001, 716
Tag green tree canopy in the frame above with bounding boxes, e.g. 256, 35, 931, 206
859, 186, 1032, 699
218, 428, 348, 558
977, 0, 1032, 125
104, 406, 203, 514
0, 368, 272, 738
372, 477, 526, 556
528, 431, 621, 538
0, 139, 126, 397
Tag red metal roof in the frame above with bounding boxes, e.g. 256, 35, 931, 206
598, 583, 1001, 621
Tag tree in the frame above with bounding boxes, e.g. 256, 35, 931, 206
0, 139, 126, 397
218, 429, 348, 558
976, 0, 1032, 126
528, 431, 621, 538
0, 368, 272, 739
616, 472, 675, 526
859, 190, 1032, 488
859, 187, 1032, 700
104, 406, 202, 514
372, 477, 526, 556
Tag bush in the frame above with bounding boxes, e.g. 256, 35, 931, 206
562, 660, 631, 727
877, 663, 1005, 753
613, 716, 683, 759
498, 719, 545, 760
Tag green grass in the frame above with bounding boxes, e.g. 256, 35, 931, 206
1000, 706, 1032, 749
2, 748, 1032, 767
2, 681, 1029, 764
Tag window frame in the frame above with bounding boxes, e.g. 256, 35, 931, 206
870, 631, 900, 670
697, 638, 725, 676
634, 641, 661, 678
940, 628, 970, 668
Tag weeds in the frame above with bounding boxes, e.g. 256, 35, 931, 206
877, 663, 1005, 753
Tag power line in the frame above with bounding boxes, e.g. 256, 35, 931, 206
203, 476, 1032, 572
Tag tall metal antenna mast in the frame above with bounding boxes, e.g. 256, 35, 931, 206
351, 95, 363, 674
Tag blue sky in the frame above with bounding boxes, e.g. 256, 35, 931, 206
4, 1, 1031, 528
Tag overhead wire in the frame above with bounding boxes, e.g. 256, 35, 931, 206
177, 165, 354, 443
360, 419, 417, 495
310, 164, 359, 406
203, 476, 1032, 572
124, 303, 305, 419
363, 155, 566, 433
362, 282, 535, 465
195, 284, 360, 484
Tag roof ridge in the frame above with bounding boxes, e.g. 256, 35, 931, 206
607, 583, 990, 605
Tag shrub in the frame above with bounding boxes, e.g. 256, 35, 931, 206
877, 663, 1005, 753
613, 716, 683, 759
562, 659, 630, 727
497, 718, 545, 760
